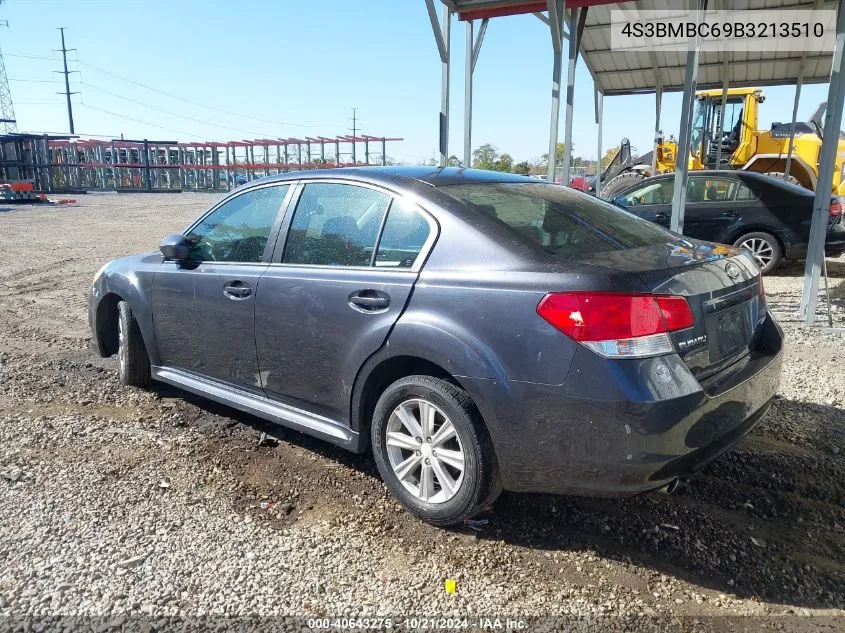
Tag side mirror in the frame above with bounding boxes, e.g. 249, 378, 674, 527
160, 233, 190, 261
613, 195, 628, 208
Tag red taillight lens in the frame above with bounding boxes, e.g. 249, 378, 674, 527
830, 200, 844, 217
758, 274, 765, 297
536, 292, 694, 342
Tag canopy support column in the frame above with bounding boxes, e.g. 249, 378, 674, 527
784, 66, 805, 181
594, 89, 603, 195
652, 81, 662, 175
426, 0, 451, 167
801, 0, 845, 325
546, 0, 565, 182
669, 0, 704, 234
561, 7, 587, 186
463, 17, 488, 169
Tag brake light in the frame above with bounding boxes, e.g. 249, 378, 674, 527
831, 200, 844, 217
536, 292, 695, 358
759, 274, 765, 297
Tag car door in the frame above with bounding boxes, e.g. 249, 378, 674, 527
152, 183, 293, 392
254, 181, 436, 422
616, 177, 674, 228
683, 176, 758, 243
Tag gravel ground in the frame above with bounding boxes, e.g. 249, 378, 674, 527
0, 193, 844, 629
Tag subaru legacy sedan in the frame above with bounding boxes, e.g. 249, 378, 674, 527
89, 167, 783, 526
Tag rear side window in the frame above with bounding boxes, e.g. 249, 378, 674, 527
375, 199, 431, 268
687, 177, 736, 202
734, 182, 758, 201
282, 183, 390, 266
440, 183, 673, 257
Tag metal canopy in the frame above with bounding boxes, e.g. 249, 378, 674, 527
431, 0, 845, 327
579, 0, 839, 96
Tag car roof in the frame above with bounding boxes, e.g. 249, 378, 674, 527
240, 166, 535, 189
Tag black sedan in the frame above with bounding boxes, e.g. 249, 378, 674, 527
609, 170, 845, 274
90, 167, 782, 525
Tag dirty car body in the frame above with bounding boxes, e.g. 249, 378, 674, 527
89, 167, 783, 505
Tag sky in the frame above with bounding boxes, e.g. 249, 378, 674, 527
1, 0, 835, 165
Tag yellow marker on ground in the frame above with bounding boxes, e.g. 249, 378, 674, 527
445, 578, 457, 594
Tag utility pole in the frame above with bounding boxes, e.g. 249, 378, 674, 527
55, 27, 77, 134
0, 1, 17, 133
350, 107, 358, 163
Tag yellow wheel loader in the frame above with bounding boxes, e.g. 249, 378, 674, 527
599, 87, 845, 199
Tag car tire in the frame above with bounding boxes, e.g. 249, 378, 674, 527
599, 170, 647, 199
371, 375, 500, 526
733, 231, 783, 274
117, 300, 152, 388
764, 171, 806, 189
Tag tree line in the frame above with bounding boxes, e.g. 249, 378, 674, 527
421, 143, 620, 176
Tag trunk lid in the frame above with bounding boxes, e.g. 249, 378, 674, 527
573, 240, 766, 378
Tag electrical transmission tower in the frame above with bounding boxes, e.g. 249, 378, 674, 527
0, 1, 17, 133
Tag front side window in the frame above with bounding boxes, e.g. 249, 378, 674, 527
441, 183, 673, 258
282, 183, 390, 266
375, 199, 431, 268
186, 185, 290, 263
622, 180, 675, 206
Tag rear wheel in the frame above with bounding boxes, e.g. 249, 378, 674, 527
371, 376, 500, 526
733, 231, 783, 274
117, 301, 151, 387
600, 170, 647, 199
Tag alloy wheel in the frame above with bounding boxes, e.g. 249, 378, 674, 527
117, 313, 126, 371
738, 237, 773, 269
385, 398, 465, 504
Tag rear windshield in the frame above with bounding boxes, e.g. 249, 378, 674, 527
440, 182, 673, 257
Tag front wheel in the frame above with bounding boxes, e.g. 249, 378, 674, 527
733, 231, 783, 274
371, 376, 500, 526
117, 301, 152, 387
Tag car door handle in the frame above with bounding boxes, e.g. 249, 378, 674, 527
223, 283, 252, 299
349, 290, 390, 312
654, 212, 668, 220
721, 210, 737, 217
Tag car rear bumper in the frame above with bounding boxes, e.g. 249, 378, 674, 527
462, 312, 783, 496
782, 222, 845, 259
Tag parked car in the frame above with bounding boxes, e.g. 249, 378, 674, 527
90, 167, 783, 526
608, 170, 845, 274
569, 174, 596, 194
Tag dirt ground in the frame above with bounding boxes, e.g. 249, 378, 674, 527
0, 193, 843, 629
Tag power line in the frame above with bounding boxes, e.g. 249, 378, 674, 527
76, 60, 344, 130
5, 52, 55, 60
9, 77, 64, 83
78, 102, 211, 140
80, 81, 279, 138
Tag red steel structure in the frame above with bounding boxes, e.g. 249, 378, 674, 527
0, 133, 403, 193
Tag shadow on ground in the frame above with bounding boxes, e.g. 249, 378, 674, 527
156, 384, 845, 610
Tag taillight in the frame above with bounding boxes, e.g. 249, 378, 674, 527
536, 292, 695, 358
759, 274, 765, 297
830, 200, 844, 218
